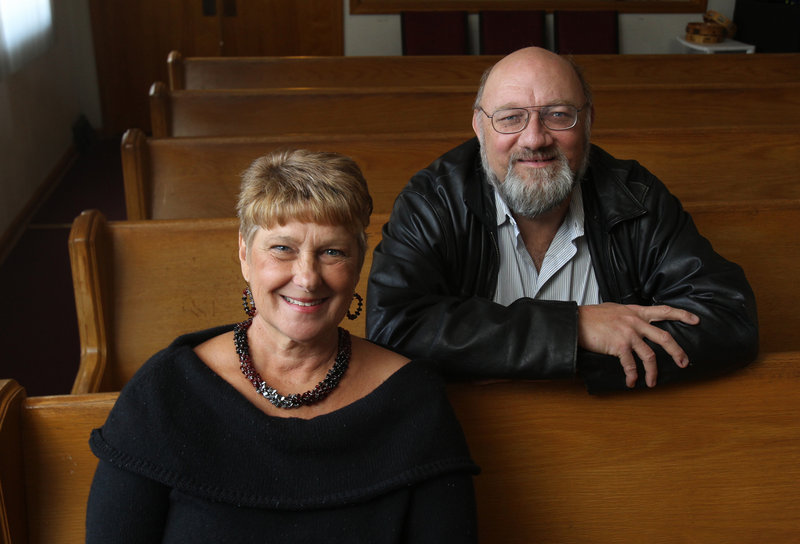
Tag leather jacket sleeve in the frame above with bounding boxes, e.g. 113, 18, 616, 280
579, 155, 759, 392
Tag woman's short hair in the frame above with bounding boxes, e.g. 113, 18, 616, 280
237, 149, 373, 263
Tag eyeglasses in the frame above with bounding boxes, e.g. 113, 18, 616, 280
479, 105, 584, 134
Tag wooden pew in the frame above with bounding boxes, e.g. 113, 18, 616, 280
4, 349, 800, 543
120, 129, 473, 219
121, 126, 800, 220
149, 81, 800, 137
447, 350, 800, 543
166, 50, 800, 90
0, 379, 117, 544
69, 200, 799, 394
689, 199, 799, 353
68, 209, 389, 394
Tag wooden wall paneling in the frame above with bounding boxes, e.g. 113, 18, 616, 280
89, 0, 221, 136
220, 0, 344, 56
89, 0, 344, 135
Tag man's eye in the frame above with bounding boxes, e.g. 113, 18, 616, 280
499, 113, 523, 123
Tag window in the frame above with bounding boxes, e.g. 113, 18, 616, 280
0, 0, 54, 78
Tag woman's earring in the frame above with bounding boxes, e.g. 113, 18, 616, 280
242, 286, 257, 317
346, 292, 363, 320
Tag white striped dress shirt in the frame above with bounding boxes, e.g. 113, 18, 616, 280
492, 184, 602, 306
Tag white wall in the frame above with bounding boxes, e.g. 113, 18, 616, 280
344, 0, 738, 56
0, 0, 99, 239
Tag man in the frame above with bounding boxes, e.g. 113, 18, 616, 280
366, 47, 758, 393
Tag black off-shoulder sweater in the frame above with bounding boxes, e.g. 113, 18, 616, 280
86, 326, 480, 543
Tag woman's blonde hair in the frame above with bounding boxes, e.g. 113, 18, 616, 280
237, 149, 373, 263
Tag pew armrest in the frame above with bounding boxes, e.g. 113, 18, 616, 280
121, 129, 150, 220
149, 81, 170, 138
69, 210, 111, 394
0, 379, 28, 544
167, 49, 184, 91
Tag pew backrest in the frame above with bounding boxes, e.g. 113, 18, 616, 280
0, 379, 116, 544
447, 349, 800, 543
70, 200, 799, 394
4, 347, 800, 544
121, 129, 474, 219
121, 126, 800, 220
689, 199, 800, 353
167, 50, 800, 90
68, 209, 388, 394
149, 81, 800, 137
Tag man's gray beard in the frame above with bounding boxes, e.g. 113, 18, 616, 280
480, 144, 587, 220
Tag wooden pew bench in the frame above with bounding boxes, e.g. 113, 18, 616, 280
447, 350, 800, 543
121, 126, 800, 219
69, 200, 799, 394
120, 129, 473, 219
4, 350, 800, 543
0, 379, 117, 544
148, 81, 800, 137
166, 50, 800, 90
67, 209, 389, 394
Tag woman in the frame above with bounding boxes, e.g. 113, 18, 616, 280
86, 150, 479, 542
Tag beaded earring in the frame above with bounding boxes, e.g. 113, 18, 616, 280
242, 286, 256, 317
346, 292, 363, 320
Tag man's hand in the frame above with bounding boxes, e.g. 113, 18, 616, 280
577, 303, 700, 388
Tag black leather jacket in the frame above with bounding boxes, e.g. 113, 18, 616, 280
366, 138, 758, 393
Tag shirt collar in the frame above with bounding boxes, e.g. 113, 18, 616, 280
494, 182, 586, 241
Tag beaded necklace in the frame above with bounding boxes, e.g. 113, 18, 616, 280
233, 318, 351, 409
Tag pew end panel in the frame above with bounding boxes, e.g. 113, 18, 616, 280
68, 211, 388, 393
120, 129, 152, 220
21, 391, 117, 544
69, 210, 113, 394
166, 50, 184, 91
0, 379, 118, 544
0, 380, 27, 544
148, 81, 171, 138
447, 350, 800, 543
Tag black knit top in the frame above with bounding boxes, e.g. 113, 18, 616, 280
86, 326, 480, 543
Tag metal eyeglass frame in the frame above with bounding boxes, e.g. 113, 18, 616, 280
479, 104, 586, 134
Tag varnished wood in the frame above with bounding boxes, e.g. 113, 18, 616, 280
68, 210, 389, 394
121, 129, 474, 218
167, 52, 800, 90
4, 348, 800, 542
447, 349, 800, 543
689, 199, 800, 353
70, 200, 799, 394
88, 0, 343, 135
149, 82, 800, 137
0, 380, 26, 543
120, 125, 800, 219
0, 379, 117, 544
